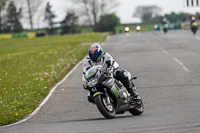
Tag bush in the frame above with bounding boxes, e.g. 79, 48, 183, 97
97, 13, 120, 33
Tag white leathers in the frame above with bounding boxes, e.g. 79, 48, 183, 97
83, 52, 119, 76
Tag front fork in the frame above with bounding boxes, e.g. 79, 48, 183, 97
104, 88, 111, 105
92, 88, 111, 105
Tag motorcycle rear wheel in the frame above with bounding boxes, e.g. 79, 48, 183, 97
94, 95, 115, 119
191, 27, 197, 35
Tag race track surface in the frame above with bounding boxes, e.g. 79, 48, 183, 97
1, 30, 200, 133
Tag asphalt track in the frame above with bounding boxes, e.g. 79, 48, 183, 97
1, 30, 200, 133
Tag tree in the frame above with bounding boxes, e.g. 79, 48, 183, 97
97, 13, 120, 33
15, 0, 44, 31
152, 15, 163, 23
164, 12, 177, 23
44, 2, 56, 35
26, 0, 33, 31
163, 12, 190, 23
177, 12, 190, 22
133, 5, 162, 23
195, 12, 200, 19
152, 12, 193, 23
60, 12, 78, 34
25, 0, 45, 31
0, 0, 7, 33
71, 0, 118, 31
5, 1, 23, 33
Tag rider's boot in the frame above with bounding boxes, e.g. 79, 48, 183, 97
128, 85, 139, 98
124, 82, 140, 104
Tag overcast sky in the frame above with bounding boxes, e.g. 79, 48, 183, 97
48, 0, 200, 24
116, 0, 200, 23
29, 0, 200, 29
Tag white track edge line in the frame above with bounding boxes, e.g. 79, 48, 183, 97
2, 57, 86, 128
160, 47, 171, 56
195, 36, 200, 40
173, 57, 189, 72
160, 47, 189, 72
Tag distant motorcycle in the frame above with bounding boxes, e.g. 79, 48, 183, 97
191, 22, 198, 35
124, 27, 130, 33
163, 24, 168, 34
136, 25, 141, 32
83, 65, 144, 119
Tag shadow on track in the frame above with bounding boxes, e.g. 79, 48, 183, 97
52, 115, 133, 124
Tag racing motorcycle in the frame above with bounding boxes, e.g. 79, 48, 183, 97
83, 65, 144, 119
191, 22, 198, 35
163, 24, 168, 34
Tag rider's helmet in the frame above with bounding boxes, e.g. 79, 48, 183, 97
88, 43, 103, 62
162, 18, 167, 24
163, 18, 167, 22
191, 16, 196, 21
190, 15, 197, 22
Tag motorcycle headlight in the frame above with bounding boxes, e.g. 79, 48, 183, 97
87, 79, 98, 88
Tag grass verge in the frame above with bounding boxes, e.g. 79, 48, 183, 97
0, 33, 107, 126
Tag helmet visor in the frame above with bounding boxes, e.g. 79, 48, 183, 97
89, 51, 102, 62
89, 44, 102, 62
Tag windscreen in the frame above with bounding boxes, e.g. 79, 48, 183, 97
85, 65, 100, 81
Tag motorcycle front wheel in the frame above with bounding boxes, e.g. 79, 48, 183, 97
94, 94, 115, 119
163, 28, 167, 34
192, 29, 197, 35
191, 27, 197, 35
129, 98, 144, 115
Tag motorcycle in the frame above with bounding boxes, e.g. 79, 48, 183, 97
136, 25, 141, 32
163, 24, 168, 34
83, 65, 144, 119
191, 22, 198, 35
124, 26, 130, 36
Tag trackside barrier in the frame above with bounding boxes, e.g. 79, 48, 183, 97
0, 32, 36, 40
12, 33, 27, 38
0, 34, 12, 40
27, 32, 36, 39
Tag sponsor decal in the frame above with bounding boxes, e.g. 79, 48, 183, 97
88, 73, 93, 77
113, 88, 119, 98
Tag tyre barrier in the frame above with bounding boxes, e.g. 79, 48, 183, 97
0, 32, 37, 40
0, 34, 12, 40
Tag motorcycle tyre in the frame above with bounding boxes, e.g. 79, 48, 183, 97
191, 27, 197, 35
192, 30, 197, 35
163, 28, 167, 34
94, 95, 115, 119
128, 99, 144, 115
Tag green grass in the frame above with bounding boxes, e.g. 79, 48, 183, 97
78, 27, 93, 33
0, 33, 107, 126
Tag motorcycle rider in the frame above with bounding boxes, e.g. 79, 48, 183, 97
190, 15, 197, 25
190, 16, 198, 26
189, 15, 198, 34
162, 18, 168, 33
83, 43, 139, 103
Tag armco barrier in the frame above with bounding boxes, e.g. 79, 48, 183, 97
0, 34, 12, 40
